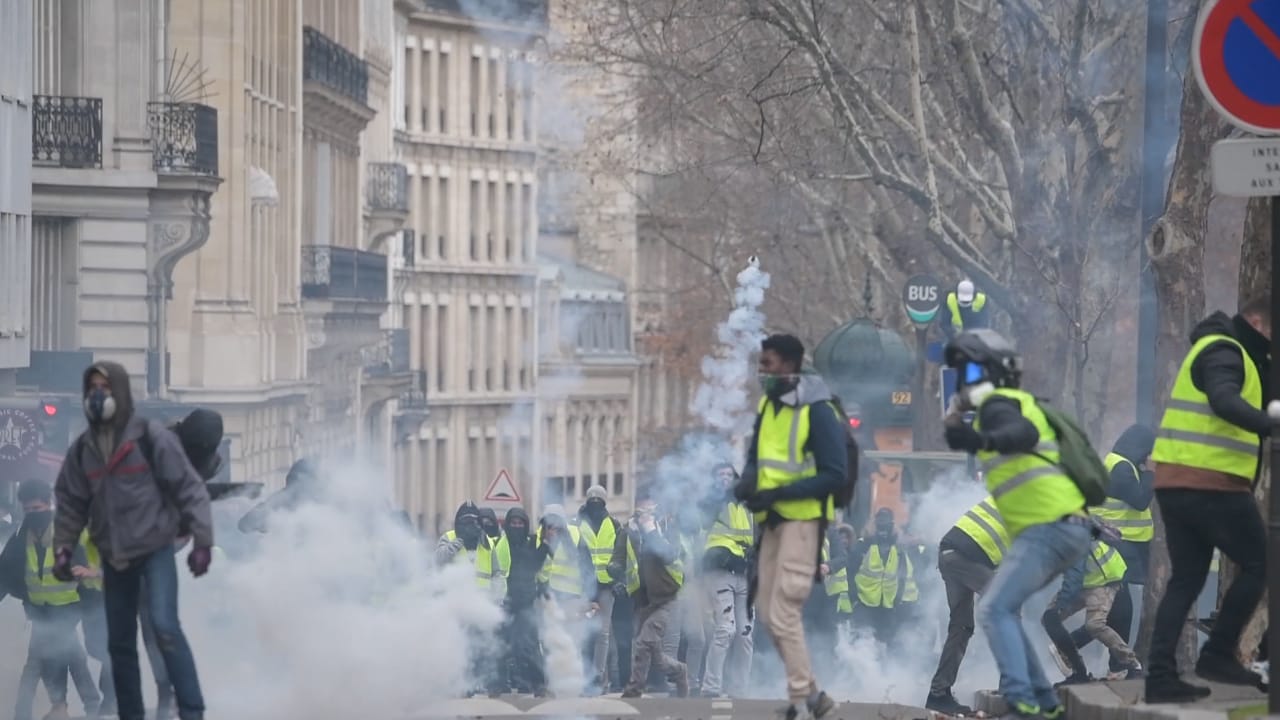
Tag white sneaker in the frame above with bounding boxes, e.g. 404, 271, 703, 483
1251, 660, 1270, 686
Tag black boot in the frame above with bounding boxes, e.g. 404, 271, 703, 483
925, 691, 973, 715
1144, 675, 1211, 704
1196, 650, 1263, 686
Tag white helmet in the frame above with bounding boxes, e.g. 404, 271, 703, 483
956, 279, 976, 305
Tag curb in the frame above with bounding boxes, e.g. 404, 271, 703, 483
974, 681, 1267, 720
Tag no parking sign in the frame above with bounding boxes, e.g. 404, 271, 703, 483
1193, 0, 1280, 135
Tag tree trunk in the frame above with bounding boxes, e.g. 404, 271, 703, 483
1216, 197, 1276, 663
1135, 40, 1232, 670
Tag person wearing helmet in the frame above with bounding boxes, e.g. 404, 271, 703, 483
942, 329, 1089, 720
942, 280, 990, 339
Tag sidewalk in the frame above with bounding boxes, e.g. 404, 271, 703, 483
974, 681, 1267, 720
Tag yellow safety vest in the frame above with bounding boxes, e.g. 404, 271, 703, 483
623, 532, 684, 590
755, 396, 835, 523
953, 496, 1010, 566
1094, 454, 1154, 542
442, 530, 498, 588
536, 525, 584, 596
26, 535, 79, 607
902, 549, 920, 603
974, 387, 1085, 538
853, 544, 911, 609
1083, 541, 1128, 589
1152, 334, 1263, 483
79, 529, 103, 592
947, 292, 988, 330
579, 519, 619, 584
822, 539, 852, 613
705, 503, 753, 558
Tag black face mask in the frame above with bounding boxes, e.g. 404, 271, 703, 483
584, 500, 608, 522
25, 510, 53, 535
875, 523, 894, 538
482, 521, 500, 539
457, 521, 481, 547
506, 522, 528, 541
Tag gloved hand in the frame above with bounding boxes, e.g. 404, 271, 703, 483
448, 538, 465, 553
733, 475, 756, 502
51, 547, 75, 583
944, 423, 987, 453
188, 546, 212, 578
611, 582, 628, 599
744, 490, 780, 513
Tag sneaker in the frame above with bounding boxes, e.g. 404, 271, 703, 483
779, 703, 813, 720
1196, 651, 1263, 686
41, 705, 70, 720
1144, 675, 1211, 704
808, 691, 836, 719
925, 691, 973, 715
1040, 705, 1064, 720
997, 701, 1040, 719
1125, 664, 1146, 680
1047, 643, 1072, 677
620, 688, 642, 698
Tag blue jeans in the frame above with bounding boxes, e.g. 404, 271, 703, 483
103, 547, 205, 720
979, 519, 1091, 711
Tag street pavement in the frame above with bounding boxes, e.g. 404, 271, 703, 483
405, 695, 935, 719
975, 679, 1269, 720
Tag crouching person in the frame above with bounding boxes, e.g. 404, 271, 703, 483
1042, 538, 1143, 685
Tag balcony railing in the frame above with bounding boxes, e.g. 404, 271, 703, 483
303, 26, 369, 106
301, 245, 388, 302
423, 0, 549, 25
363, 328, 411, 376
366, 162, 409, 213
400, 370, 429, 411
147, 102, 219, 175
32, 95, 103, 169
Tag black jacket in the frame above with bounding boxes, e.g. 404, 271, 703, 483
1186, 312, 1271, 436
502, 507, 550, 609
1107, 424, 1156, 511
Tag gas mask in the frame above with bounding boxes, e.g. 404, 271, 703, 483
758, 373, 798, 397
957, 361, 995, 408
25, 510, 53, 534
84, 388, 116, 423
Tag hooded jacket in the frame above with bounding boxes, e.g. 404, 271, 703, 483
502, 507, 550, 609
54, 362, 214, 566
435, 503, 489, 565
1107, 425, 1155, 511
740, 374, 849, 525
237, 458, 319, 533
1157, 312, 1271, 492
630, 519, 683, 608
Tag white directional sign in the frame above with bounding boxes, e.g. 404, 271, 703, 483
1210, 137, 1280, 197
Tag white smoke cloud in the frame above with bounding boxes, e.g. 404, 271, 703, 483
180, 459, 505, 719
690, 262, 772, 440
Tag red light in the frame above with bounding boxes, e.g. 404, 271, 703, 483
848, 417, 862, 429
43, 404, 57, 417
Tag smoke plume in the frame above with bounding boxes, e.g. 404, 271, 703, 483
690, 261, 772, 440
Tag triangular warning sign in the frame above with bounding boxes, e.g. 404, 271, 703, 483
484, 468, 521, 503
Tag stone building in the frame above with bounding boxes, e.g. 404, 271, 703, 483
0, 0, 33, 386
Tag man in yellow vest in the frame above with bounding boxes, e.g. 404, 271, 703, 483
943, 330, 1089, 720
435, 501, 499, 591
925, 495, 1009, 716
620, 494, 690, 698
578, 484, 628, 691
1042, 537, 1142, 684
942, 280, 990, 340
700, 462, 755, 698
1068, 425, 1154, 677
0, 479, 101, 720
734, 333, 846, 720
1146, 297, 1275, 703
848, 508, 913, 644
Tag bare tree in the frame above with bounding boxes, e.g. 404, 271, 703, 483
566, 0, 1150, 431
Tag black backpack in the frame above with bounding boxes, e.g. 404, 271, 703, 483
826, 400, 860, 509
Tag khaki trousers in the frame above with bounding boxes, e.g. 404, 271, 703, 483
756, 520, 821, 705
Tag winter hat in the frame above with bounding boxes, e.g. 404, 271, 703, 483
586, 485, 608, 502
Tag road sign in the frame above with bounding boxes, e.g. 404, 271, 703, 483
1192, 0, 1280, 135
484, 468, 522, 503
902, 274, 942, 325
940, 367, 958, 418
1211, 137, 1280, 196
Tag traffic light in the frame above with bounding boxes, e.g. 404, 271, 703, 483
38, 398, 74, 453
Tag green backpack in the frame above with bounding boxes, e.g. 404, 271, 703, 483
1032, 401, 1110, 507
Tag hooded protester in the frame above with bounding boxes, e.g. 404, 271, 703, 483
0, 479, 101, 720
847, 508, 916, 644
51, 361, 214, 720
536, 504, 596, 606
436, 502, 497, 587
494, 507, 550, 696
479, 507, 502, 541
1069, 424, 1156, 675
621, 494, 690, 698
237, 458, 321, 534
578, 484, 629, 691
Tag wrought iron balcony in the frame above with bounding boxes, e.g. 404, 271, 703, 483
363, 328, 412, 376
422, 0, 548, 25
301, 245, 388, 302
32, 95, 103, 169
400, 370, 429, 411
147, 102, 219, 175
366, 163, 409, 213
303, 26, 369, 106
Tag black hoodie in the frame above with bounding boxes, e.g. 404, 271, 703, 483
1187, 312, 1271, 436
502, 507, 549, 609
1107, 425, 1156, 511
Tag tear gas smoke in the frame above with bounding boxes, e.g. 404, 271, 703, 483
540, 596, 588, 698
180, 457, 504, 720
690, 262, 772, 440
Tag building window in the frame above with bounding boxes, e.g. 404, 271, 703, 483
486, 180, 496, 262
30, 217, 77, 351
420, 47, 433, 132
469, 55, 480, 137
469, 180, 480, 261
439, 50, 450, 133
403, 46, 413, 127
468, 305, 478, 391
485, 305, 496, 390
504, 182, 516, 261
488, 56, 498, 138
437, 177, 449, 260
506, 58, 518, 139
436, 305, 448, 392
612, 472, 623, 496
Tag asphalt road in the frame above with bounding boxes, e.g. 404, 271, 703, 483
404, 695, 936, 719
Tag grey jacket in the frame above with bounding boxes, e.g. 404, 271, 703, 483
55, 416, 214, 566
